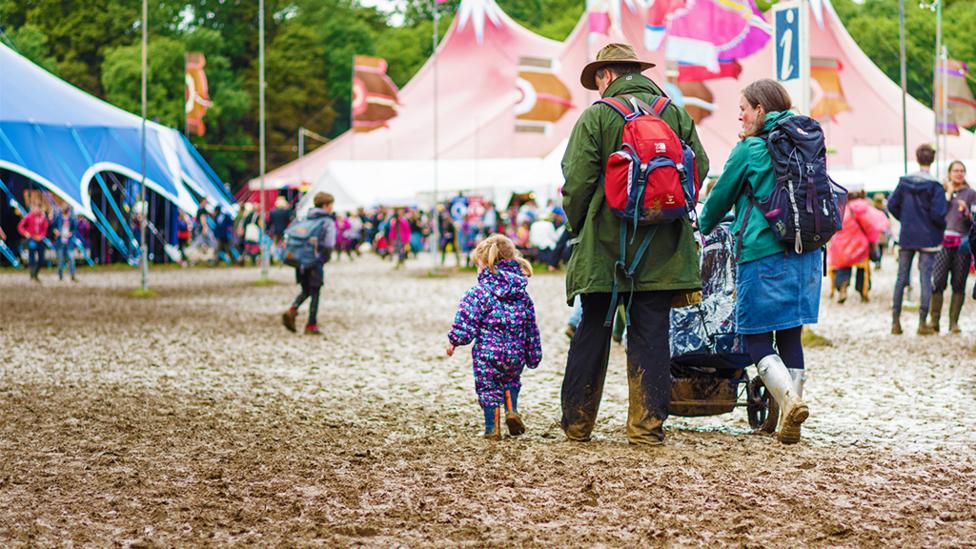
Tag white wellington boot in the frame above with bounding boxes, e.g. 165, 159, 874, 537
757, 355, 809, 444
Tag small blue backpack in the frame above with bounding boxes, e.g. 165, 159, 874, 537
283, 216, 329, 267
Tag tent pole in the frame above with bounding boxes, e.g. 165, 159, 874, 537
259, 0, 269, 279
899, 0, 908, 174
298, 126, 304, 190
933, 0, 942, 176
430, 0, 441, 271
139, 0, 149, 290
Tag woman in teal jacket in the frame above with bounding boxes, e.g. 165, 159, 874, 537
698, 79, 817, 445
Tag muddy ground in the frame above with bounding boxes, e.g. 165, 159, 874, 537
1, 255, 975, 547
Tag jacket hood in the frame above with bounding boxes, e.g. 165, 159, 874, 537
478, 259, 528, 300
762, 110, 794, 132
900, 175, 938, 193
847, 198, 874, 215
601, 73, 665, 99
307, 208, 334, 219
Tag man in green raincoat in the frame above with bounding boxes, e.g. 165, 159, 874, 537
560, 43, 709, 446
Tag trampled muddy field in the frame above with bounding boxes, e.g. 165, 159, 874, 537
1, 255, 975, 546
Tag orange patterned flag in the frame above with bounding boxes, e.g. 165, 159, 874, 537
935, 59, 976, 136
810, 57, 851, 123
352, 56, 399, 133
515, 56, 574, 134
185, 52, 212, 137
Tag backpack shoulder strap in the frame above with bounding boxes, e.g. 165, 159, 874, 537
595, 96, 636, 120
645, 95, 672, 117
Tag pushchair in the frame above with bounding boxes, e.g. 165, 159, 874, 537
668, 220, 777, 432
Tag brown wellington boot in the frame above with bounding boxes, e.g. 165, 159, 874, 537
626, 363, 665, 447
891, 311, 903, 335
484, 408, 502, 441
504, 390, 525, 436
917, 311, 936, 336
282, 307, 298, 333
928, 293, 943, 333
949, 293, 965, 333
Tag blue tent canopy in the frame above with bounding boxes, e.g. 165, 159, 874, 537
0, 42, 235, 220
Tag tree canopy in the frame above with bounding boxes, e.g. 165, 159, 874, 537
0, 0, 973, 192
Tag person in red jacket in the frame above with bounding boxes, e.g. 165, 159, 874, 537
17, 203, 49, 281
827, 188, 890, 303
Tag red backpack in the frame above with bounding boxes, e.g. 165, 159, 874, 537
597, 94, 700, 326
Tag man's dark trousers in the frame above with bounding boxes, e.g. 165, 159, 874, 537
561, 291, 672, 445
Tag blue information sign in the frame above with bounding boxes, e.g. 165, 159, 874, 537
775, 7, 800, 82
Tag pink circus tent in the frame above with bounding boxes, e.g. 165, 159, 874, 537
252, 0, 974, 207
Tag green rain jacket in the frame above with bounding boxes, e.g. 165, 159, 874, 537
698, 111, 792, 264
561, 74, 709, 305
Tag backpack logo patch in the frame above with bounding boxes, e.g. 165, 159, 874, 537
655, 142, 667, 153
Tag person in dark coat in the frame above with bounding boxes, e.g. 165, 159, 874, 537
559, 43, 708, 447
268, 196, 294, 243
213, 205, 235, 264
887, 144, 948, 335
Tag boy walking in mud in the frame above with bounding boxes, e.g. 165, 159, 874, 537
282, 192, 336, 336
446, 234, 543, 440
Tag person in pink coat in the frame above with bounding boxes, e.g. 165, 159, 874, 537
388, 208, 411, 268
828, 189, 891, 303
334, 213, 352, 261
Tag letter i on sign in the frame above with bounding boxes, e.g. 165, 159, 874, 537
779, 11, 794, 80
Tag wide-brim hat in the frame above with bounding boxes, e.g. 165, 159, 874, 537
580, 43, 656, 91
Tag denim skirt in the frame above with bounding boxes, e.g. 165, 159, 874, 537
735, 249, 822, 334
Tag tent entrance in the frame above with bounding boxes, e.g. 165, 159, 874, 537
87, 172, 181, 265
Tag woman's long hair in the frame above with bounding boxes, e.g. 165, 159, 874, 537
740, 79, 793, 139
470, 234, 533, 276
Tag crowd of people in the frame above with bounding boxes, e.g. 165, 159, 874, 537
6, 200, 92, 283
235, 194, 573, 272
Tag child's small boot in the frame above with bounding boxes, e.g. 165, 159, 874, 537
483, 407, 502, 440
504, 389, 525, 436
282, 307, 298, 332
304, 323, 322, 336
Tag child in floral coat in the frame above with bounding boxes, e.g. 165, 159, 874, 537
447, 234, 543, 440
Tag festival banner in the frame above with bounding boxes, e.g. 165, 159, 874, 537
935, 59, 976, 136
677, 59, 742, 82
810, 57, 851, 122
587, 0, 611, 44
515, 56, 574, 134
646, 0, 771, 72
185, 52, 212, 137
351, 55, 400, 133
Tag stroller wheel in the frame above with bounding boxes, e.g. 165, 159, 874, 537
747, 376, 779, 433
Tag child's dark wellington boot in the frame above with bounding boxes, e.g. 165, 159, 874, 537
483, 407, 502, 440
504, 389, 525, 436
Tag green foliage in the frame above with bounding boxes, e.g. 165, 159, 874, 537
102, 36, 186, 127
3, 23, 58, 73
834, 0, 976, 116
2, 0, 974, 194
262, 22, 335, 167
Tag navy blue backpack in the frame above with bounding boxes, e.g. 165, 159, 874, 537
741, 115, 845, 255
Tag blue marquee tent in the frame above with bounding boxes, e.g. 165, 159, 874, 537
0, 41, 236, 260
